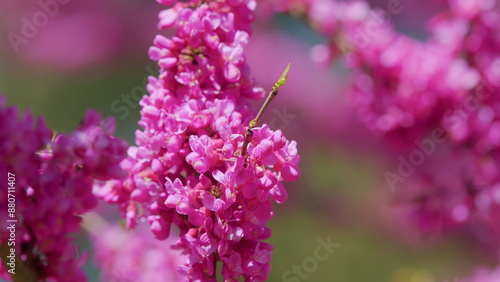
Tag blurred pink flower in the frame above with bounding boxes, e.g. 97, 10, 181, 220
0, 0, 159, 71
0, 96, 128, 281
92, 222, 186, 282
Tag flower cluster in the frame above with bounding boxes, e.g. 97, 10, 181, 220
91, 220, 186, 282
95, 0, 300, 280
347, 0, 500, 247
0, 96, 128, 282
256, 0, 500, 279
266, 0, 500, 246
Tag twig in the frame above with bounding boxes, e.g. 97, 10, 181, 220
240, 63, 291, 158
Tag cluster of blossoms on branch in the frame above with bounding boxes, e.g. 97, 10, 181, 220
0, 96, 128, 281
95, 0, 300, 280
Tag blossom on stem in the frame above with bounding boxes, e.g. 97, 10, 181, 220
95, 0, 300, 280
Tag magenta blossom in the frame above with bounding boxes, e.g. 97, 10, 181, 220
95, 0, 300, 280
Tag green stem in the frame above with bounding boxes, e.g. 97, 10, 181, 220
240, 63, 291, 158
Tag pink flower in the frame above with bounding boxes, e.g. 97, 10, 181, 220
186, 135, 219, 174
95, 0, 300, 280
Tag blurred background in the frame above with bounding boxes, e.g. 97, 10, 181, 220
0, 0, 492, 281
